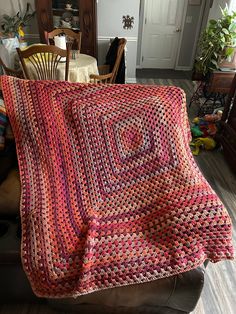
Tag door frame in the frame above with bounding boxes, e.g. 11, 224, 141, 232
139, 0, 188, 69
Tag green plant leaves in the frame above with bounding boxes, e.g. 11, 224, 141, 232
209, 19, 217, 25
222, 28, 229, 34
225, 47, 235, 56
194, 6, 236, 76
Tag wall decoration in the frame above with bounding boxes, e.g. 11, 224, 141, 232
122, 15, 134, 30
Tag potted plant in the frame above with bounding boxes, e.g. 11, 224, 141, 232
193, 6, 236, 80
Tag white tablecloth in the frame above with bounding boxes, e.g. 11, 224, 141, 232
58, 53, 98, 83
23, 53, 98, 83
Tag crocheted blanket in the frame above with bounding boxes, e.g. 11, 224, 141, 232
1, 76, 234, 298
0, 98, 7, 150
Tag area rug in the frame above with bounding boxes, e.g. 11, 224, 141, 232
1, 76, 234, 298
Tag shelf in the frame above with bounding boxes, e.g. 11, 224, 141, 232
36, 0, 97, 57
53, 26, 80, 31
52, 8, 79, 12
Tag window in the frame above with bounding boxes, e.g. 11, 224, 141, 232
230, 0, 236, 12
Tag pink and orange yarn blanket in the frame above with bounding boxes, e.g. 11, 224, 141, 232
1, 76, 234, 298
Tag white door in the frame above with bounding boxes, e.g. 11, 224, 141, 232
141, 0, 186, 69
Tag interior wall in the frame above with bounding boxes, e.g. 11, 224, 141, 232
177, 1, 205, 69
97, 0, 140, 82
136, 0, 144, 68
229, 0, 236, 11
208, 0, 231, 20
0, 0, 39, 43
199, 0, 213, 34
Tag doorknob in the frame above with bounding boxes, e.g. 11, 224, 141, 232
176, 28, 181, 32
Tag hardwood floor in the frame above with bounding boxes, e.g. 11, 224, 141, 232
193, 151, 236, 314
136, 69, 192, 80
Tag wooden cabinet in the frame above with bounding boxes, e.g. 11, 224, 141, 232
208, 71, 236, 94
218, 74, 236, 173
35, 0, 97, 57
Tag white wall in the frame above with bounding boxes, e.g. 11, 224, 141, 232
230, 0, 236, 11
208, 0, 231, 20
177, 0, 205, 69
0, 0, 28, 16
97, 0, 140, 82
0, 0, 39, 42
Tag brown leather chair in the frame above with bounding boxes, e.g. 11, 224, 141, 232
48, 265, 206, 313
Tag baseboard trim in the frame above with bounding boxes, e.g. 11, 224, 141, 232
98, 36, 138, 42
126, 78, 137, 83
175, 66, 192, 71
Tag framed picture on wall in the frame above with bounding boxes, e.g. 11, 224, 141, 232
189, 0, 201, 5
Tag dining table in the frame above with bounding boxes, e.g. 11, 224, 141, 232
19, 51, 99, 83
57, 53, 99, 83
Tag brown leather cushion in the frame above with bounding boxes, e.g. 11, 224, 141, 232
48, 266, 205, 312
63, 277, 173, 307
0, 168, 20, 216
0, 141, 17, 183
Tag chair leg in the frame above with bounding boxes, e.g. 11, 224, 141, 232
189, 81, 206, 109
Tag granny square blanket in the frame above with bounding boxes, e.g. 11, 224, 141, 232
1, 76, 234, 298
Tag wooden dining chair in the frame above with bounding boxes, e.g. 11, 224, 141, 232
16, 44, 70, 81
90, 38, 127, 84
0, 57, 24, 79
45, 29, 82, 52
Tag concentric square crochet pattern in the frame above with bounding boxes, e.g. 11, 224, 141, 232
1, 76, 233, 298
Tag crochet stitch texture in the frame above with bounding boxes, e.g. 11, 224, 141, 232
1, 76, 234, 298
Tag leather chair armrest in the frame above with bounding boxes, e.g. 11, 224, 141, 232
167, 265, 206, 312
